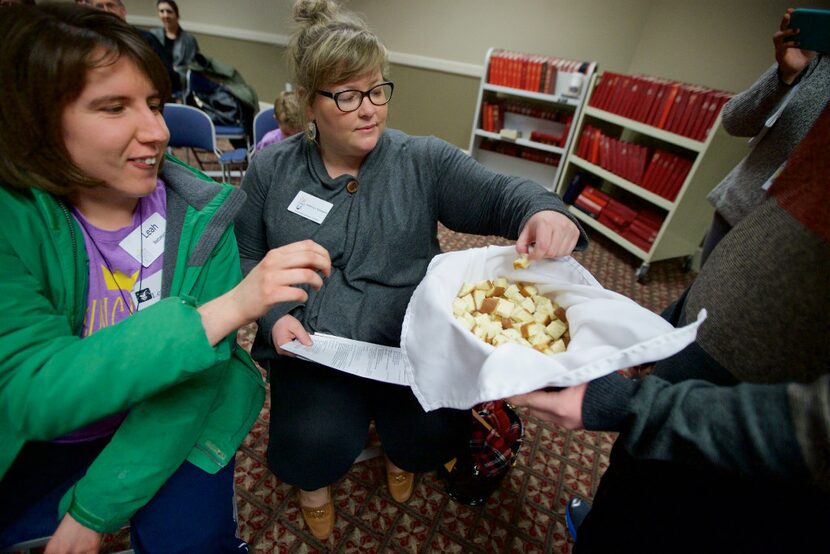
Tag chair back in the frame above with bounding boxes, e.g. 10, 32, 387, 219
253, 107, 279, 147
163, 103, 218, 154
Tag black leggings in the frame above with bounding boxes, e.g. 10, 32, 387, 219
266, 357, 469, 490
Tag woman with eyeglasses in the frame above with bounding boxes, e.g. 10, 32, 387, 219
235, 0, 587, 540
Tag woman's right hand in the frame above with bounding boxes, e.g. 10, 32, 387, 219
272, 314, 311, 356
198, 240, 330, 345
774, 8, 816, 85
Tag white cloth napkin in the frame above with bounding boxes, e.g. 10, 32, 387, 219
400, 245, 705, 411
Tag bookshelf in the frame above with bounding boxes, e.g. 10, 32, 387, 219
556, 72, 749, 281
469, 48, 598, 192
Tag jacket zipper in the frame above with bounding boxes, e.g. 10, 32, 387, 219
58, 201, 85, 335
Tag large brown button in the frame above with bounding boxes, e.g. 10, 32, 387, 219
346, 180, 359, 193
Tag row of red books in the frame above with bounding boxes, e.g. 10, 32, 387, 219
487, 49, 586, 94
575, 126, 693, 201
573, 186, 663, 252
589, 72, 732, 141
576, 126, 649, 185
639, 150, 693, 202
479, 139, 560, 167
480, 100, 568, 132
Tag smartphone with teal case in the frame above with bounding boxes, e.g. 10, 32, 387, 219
786, 8, 830, 54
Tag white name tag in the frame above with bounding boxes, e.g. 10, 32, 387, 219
119, 212, 166, 267
287, 191, 333, 224
132, 268, 162, 311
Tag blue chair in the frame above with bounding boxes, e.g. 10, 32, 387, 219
251, 106, 279, 156
185, 70, 248, 148
163, 103, 247, 182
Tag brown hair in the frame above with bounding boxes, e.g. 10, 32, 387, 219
0, 3, 171, 195
273, 90, 302, 134
289, 0, 389, 140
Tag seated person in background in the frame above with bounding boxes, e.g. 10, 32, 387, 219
702, 7, 829, 264
255, 89, 302, 152
234, 0, 586, 542
0, 5, 330, 553
91, 0, 180, 99
510, 102, 830, 553
149, 0, 199, 88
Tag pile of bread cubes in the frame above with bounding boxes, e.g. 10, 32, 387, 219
451, 271, 570, 356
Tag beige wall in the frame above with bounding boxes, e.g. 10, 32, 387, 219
128, 0, 830, 148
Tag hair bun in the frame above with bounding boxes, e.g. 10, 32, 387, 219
292, 0, 338, 26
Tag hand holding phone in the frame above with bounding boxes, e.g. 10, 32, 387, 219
785, 8, 830, 55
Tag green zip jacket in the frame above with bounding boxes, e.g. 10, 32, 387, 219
0, 156, 265, 532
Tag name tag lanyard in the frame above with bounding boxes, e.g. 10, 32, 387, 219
749, 82, 800, 192
75, 199, 146, 315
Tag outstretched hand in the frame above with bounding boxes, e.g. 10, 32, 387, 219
198, 239, 331, 345
774, 8, 816, 85
516, 210, 580, 260
508, 383, 588, 430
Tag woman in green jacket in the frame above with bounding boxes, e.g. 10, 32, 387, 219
0, 5, 330, 553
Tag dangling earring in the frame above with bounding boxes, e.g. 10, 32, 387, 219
307, 121, 317, 141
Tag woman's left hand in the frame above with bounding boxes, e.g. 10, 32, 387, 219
516, 210, 580, 260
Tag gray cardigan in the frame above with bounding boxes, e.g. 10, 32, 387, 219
707, 55, 829, 226
235, 129, 587, 361
148, 27, 199, 79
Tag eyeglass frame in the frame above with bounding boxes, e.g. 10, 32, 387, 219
315, 81, 395, 113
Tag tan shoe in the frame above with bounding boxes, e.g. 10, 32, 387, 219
299, 488, 334, 541
387, 469, 415, 503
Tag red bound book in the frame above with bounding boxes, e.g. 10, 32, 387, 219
634, 78, 657, 123
677, 87, 705, 137
654, 83, 679, 128
645, 82, 668, 126
574, 193, 604, 218
622, 77, 642, 120
689, 89, 716, 141
577, 126, 591, 159
656, 154, 681, 198
698, 92, 732, 141
488, 52, 499, 84
666, 85, 691, 134
598, 211, 627, 234
581, 185, 610, 208
641, 150, 663, 192
559, 116, 573, 147
608, 75, 630, 115
649, 151, 671, 194
588, 73, 607, 108
604, 198, 638, 226
635, 144, 649, 184
621, 229, 653, 252
544, 58, 557, 94
668, 158, 693, 201
628, 219, 658, 243
662, 84, 686, 131
589, 128, 602, 164
599, 134, 609, 170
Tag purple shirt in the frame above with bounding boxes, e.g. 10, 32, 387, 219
54, 181, 167, 443
255, 127, 285, 152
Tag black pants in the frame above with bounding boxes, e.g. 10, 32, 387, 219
574, 442, 830, 554
266, 357, 469, 490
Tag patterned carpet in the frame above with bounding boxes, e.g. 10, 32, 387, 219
229, 227, 693, 554
91, 197, 695, 553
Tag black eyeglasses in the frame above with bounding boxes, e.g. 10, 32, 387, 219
316, 82, 394, 113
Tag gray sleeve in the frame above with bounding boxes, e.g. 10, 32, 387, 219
720, 63, 799, 137
789, 375, 830, 489
234, 155, 304, 352
428, 139, 587, 250
583, 372, 819, 487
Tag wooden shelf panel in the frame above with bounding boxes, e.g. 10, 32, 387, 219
474, 130, 565, 155
567, 206, 649, 258
583, 106, 705, 152
483, 83, 581, 108
569, 156, 674, 210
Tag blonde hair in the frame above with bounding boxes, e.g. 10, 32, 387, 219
289, 0, 389, 140
273, 90, 302, 135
